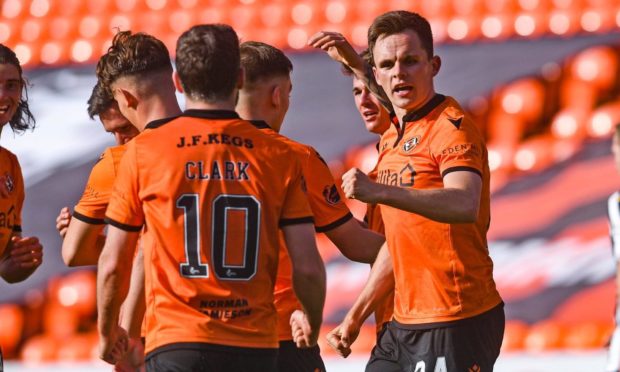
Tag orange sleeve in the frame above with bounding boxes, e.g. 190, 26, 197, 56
303, 147, 352, 232
73, 148, 116, 224
105, 141, 144, 231
430, 117, 485, 178
279, 156, 314, 227
13, 157, 24, 233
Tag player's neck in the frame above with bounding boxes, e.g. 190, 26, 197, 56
185, 97, 236, 113
139, 96, 181, 131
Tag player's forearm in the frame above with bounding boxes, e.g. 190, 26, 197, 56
62, 220, 105, 266
292, 259, 326, 332
120, 246, 146, 339
345, 243, 393, 325
326, 219, 384, 264
97, 248, 132, 337
375, 184, 479, 223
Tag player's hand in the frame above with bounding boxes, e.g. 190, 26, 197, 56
325, 317, 361, 358
308, 31, 364, 70
6, 236, 43, 269
341, 168, 379, 203
55, 207, 72, 239
114, 337, 145, 372
290, 310, 319, 348
0, 174, 9, 198
99, 325, 129, 365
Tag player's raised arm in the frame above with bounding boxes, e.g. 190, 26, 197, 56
326, 242, 393, 357
282, 222, 326, 348
308, 31, 392, 112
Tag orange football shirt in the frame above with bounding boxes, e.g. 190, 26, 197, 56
0, 147, 24, 256
73, 145, 126, 224
376, 94, 501, 326
105, 110, 313, 353
250, 121, 352, 341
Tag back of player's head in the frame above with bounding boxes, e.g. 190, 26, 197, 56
240, 41, 292, 86
87, 82, 114, 119
367, 10, 434, 63
0, 43, 35, 133
175, 24, 240, 102
96, 31, 172, 89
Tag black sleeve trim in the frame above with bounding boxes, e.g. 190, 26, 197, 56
104, 217, 143, 232
441, 166, 482, 178
12, 225, 22, 233
279, 216, 315, 227
315, 212, 353, 233
73, 211, 106, 225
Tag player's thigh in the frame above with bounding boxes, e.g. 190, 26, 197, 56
233, 351, 278, 372
277, 341, 326, 372
146, 348, 209, 372
146, 347, 277, 372
365, 322, 404, 372
437, 305, 505, 371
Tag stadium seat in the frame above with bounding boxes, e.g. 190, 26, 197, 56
498, 77, 546, 126
51, 270, 97, 317
570, 46, 619, 93
57, 333, 99, 362
0, 304, 24, 357
20, 334, 58, 364
562, 322, 608, 349
513, 134, 555, 172
523, 321, 565, 351
501, 320, 529, 352
587, 100, 620, 137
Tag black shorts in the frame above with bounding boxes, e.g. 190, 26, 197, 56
145, 342, 278, 372
366, 303, 505, 372
277, 340, 326, 372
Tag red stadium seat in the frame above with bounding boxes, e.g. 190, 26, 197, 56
20, 334, 58, 364
501, 320, 529, 352
562, 322, 608, 349
498, 77, 546, 125
513, 134, 555, 172
570, 46, 619, 92
50, 270, 97, 317
523, 321, 565, 351
0, 304, 24, 357
57, 333, 99, 362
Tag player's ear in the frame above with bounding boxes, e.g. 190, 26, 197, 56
172, 70, 184, 94
431, 55, 441, 77
271, 84, 281, 108
120, 89, 138, 110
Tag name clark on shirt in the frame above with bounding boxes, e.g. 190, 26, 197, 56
185, 160, 250, 181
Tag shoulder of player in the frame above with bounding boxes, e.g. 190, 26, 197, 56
433, 97, 471, 129
0, 146, 19, 164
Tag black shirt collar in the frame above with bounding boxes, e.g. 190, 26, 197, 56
145, 115, 179, 129
401, 94, 446, 123
144, 110, 241, 130
248, 120, 271, 130
182, 109, 240, 120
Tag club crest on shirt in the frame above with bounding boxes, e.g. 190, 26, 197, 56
4, 173, 14, 193
402, 136, 420, 153
323, 184, 341, 205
